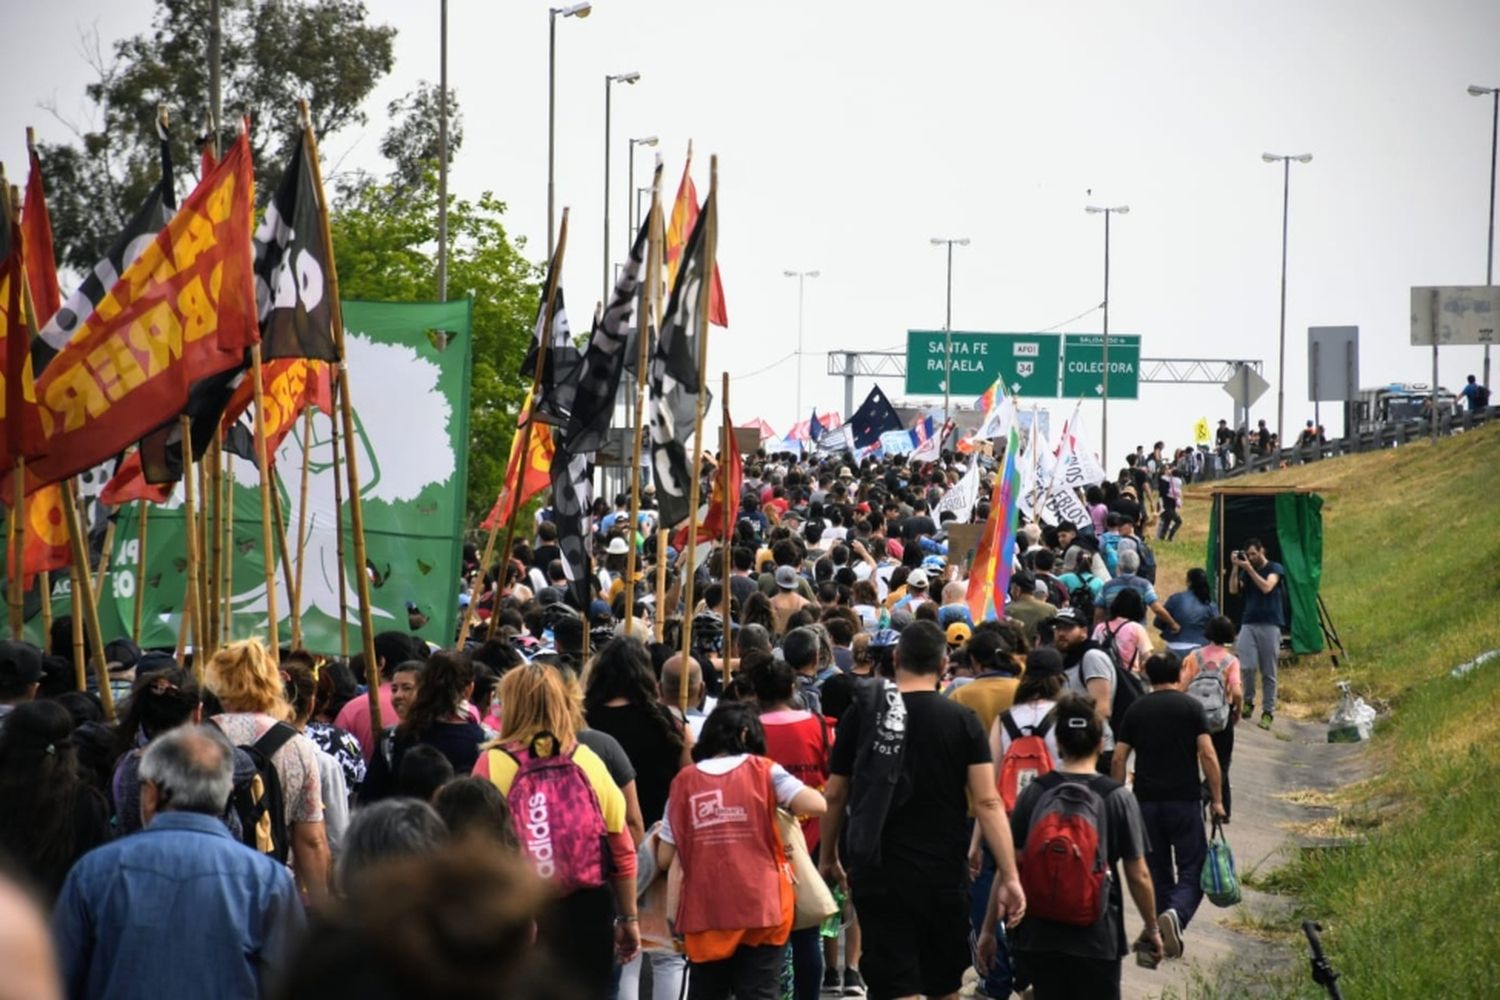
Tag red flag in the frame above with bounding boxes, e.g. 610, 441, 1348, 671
19, 482, 70, 587
9, 131, 259, 496
22, 148, 61, 329
694, 422, 743, 544
665, 155, 728, 328
480, 394, 555, 531
0, 194, 46, 467
218, 358, 333, 450
100, 457, 173, 506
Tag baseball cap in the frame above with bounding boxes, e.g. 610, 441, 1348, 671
1024, 647, 1066, 679
0, 640, 43, 687
775, 565, 800, 590
945, 622, 972, 646
1047, 606, 1090, 629
907, 568, 930, 589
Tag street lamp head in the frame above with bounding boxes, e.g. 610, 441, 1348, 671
1469, 84, 1495, 96
633, 136, 659, 147
1086, 205, 1127, 214
783, 270, 797, 277
1294, 153, 1313, 163
1115, 206, 1130, 215
611, 71, 641, 84
1085, 205, 1104, 214
956, 238, 971, 246
555, 2, 591, 17
807, 270, 821, 278
1261, 153, 1280, 162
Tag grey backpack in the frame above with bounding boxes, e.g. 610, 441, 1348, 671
1187, 652, 1232, 733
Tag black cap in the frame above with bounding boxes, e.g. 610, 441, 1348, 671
0, 640, 44, 687
104, 637, 142, 671
1025, 647, 1066, 679
1047, 606, 1090, 629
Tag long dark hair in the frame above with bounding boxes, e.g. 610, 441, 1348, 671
583, 638, 683, 752
0, 700, 103, 896
112, 665, 202, 758
693, 703, 766, 762
1187, 567, 1212, 604
400, 651, 475, 740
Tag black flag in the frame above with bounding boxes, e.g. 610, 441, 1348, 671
254, 130, 337, 361
520, 280, 582, 426
563, 221, 645, 454
849, 383, 903, 449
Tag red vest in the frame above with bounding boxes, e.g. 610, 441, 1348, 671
668, 755, 786, 935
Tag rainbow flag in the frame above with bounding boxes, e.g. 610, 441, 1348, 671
975, 376, 1004, 415
965, 424, 1022, 622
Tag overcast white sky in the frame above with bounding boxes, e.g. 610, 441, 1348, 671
6, 0, 1500, 461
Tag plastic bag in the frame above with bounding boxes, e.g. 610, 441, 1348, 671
1327, 680, 1377, 743
1200, 819, 1242, 907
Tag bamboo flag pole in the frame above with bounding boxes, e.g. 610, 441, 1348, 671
292, 407, 313, 644
39, 571, 51, 648
132, 502, 148, 643
221, 449, 235, 645
653, 527, 668, 642
269, 479, 298, 648
91, 520, 116, 604
327, 391, 349, 658
249, 345, 280, 656
69, 559, 86, 691
6, 492, 19, 639
677, 157, 719, 714
180, 415, 207, 663
206, 436, 222, 657
60, 482, 113, 719
457, 210, 569, 646
301, 100, 380, 727
624, 162, 664, 629
720, 373, 733, 690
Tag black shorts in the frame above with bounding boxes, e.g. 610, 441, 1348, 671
850, 879, 972, 999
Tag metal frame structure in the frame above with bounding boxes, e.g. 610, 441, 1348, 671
825, 350, 1264, 416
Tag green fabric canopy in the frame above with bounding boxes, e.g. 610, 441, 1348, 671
1206, 490, 1325, 655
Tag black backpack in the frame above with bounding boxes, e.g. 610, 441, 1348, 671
219, 721, 297, 864
1068, 574, 1097, 624
1097, 627, 1146, 724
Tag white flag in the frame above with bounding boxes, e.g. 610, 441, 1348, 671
934, 462, 980, 520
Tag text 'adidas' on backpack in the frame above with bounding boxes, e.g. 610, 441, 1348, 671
1019, 773, 1116, 927
998, 710, 1056, 812
493, 734, 608, 894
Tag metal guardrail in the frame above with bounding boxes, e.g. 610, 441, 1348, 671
1212, 405, 1496, 479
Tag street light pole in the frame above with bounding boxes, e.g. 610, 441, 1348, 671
784, 270, 820, 421
603, 71, 641, 305
1469, 84, 1499, 388
627, 136, 657, 238
930, 238, 970, 445
1263, 152, 1312, 445
437, 0, 448, 300
1085, 205, 1129, 464
547, 3, 590, 259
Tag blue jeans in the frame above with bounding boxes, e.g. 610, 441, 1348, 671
1138, 799, 1207, 928
968, 845, 1022, 996
788, 925, 823, 1000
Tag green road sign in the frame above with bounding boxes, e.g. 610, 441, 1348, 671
1061, 334, 1141, 399
905, 330, 1062, 398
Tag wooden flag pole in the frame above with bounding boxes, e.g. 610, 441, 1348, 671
623, 163, 664, 629
327, 389, 349, 658
39, 571, 51, 648
721, 372, 733, 690
653, 527, 668, 642
269, 478, 298, 649
60, 482, 113, 719
249, 344, 280, 656
459, 210, 569, 646
69, 559, 86, 691
677, 157, 719, 714
132, 502, 148, 643
292, 407, 313, 645
91, 520, 116, 604
221, 448, 235, 645
180, 415, 208, 663
301, 100, 380, 728
174, 572, 195, 669
206, 436, 222, 657
6, 482, 20, 639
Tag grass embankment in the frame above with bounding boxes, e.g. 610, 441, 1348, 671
1150, 422, 1500, 998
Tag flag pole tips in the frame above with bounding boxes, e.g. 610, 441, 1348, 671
297, 99, 311, 128
25, 126, 35, 150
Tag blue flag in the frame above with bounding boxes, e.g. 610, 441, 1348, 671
809, 408, 825, 443
849, 384, 903, 449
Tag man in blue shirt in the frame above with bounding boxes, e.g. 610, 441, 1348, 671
53, 724, 305, 1000
1461, 374, 1491, 412
1229, 539, 1286, 730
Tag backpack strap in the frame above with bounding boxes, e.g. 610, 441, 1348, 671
1000, 710, 1024, 742
252, 722, 299, 760
1034, 713, 1055, 738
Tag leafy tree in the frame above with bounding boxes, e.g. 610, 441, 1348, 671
379, 82, 463, 195
38, 0, 395, 272
332, 173, 539, 522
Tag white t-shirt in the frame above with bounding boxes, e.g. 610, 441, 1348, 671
658, 755, 806, 845
996, 699, 1061, 767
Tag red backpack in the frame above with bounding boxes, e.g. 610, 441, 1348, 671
490, 734, 608, 894
997, 710, 1056, 812
1018, 772, 1116, 927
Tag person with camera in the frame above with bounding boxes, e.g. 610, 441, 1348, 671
1228, 540, 1285, 730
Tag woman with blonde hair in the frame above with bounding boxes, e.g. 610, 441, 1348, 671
207, 638, 330, 900
471, 661, 640, 997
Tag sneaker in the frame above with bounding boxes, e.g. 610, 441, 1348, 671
822, 967, 842, 995
1242, 702, 1255, 720
1160, 907, 1185, 959
1259, 712, 1274, 730
842, 967, 867, 997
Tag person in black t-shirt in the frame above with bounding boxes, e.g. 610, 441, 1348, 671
531, 520, 562, 572
1111, 652, 1225, 961
821, 621, 1024, 1000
